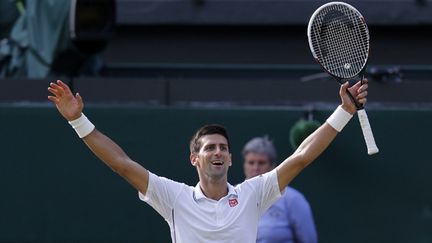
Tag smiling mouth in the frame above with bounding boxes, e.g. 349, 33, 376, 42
211, 161, 224, 166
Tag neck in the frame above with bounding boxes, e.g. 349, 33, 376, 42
199, 177, 228, 201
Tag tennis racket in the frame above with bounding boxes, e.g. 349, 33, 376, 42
307, 1, 379, 155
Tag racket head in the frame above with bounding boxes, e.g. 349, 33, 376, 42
307, 2, 369, 81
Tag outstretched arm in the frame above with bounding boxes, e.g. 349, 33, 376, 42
276, 80, 368, 191
48, 80, 149, 195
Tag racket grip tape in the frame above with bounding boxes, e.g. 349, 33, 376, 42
357, 109, 379, 155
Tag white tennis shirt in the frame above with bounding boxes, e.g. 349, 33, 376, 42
139, 170, 281, 243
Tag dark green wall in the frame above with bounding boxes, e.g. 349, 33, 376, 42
1, 105, 431, 243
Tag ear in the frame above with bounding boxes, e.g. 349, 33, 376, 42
190, 153, 198, 166
228, 153, 233, 167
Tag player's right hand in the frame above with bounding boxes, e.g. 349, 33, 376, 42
48, 80, 84, 121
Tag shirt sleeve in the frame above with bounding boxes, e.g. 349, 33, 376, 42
138, 171, 184, 220
245, 169, 282, 214
285, 188, 318, 243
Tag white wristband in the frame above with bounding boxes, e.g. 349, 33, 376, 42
326, 105, 353, 132
68, 113, 95, 138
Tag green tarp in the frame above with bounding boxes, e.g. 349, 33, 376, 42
0, 0, 72, 78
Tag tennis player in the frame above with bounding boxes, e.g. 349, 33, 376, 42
48, 78, 368, 243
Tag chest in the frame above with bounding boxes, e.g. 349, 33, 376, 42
172, 191, 260, 233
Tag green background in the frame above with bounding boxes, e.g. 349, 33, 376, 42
1, 105, 431, 242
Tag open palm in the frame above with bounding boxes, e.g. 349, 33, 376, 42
48, 80, 83, 121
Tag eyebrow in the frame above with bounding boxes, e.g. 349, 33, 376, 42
203, 143, 228, 148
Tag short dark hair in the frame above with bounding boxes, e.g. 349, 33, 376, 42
190, 124, 230, 154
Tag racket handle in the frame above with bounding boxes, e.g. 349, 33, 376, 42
357, 109, 379, 155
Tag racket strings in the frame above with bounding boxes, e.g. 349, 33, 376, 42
310, 4, 369, 78
322, 11, 365, 76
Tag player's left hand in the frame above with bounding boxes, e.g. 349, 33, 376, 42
340, 78, 368, 114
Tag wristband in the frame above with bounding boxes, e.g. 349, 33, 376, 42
68, 113, 95, 138
326, 105, 353, 132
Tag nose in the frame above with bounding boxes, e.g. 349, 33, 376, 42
247, 162, 260, 178
252, 163, 260, 172
214, 147, 222, 156
214, 145, 228, 157
216, 147, 222, 155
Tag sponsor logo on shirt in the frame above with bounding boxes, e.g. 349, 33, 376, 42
229, 198, 238, 207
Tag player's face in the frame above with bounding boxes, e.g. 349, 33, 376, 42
191, 134, 232, 180
243, 152, 273, 179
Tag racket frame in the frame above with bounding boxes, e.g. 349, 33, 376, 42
307, 1, 379, 155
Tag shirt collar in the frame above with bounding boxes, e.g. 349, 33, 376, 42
193, 182, 238, 201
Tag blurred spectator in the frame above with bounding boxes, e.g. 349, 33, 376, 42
0, 0, 114, 78
243, 136, 318, 243
0, 0, 19, 39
